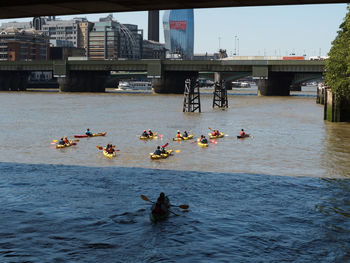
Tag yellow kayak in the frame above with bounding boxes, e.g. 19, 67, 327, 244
149, 149, 173, 159
56, 140, 74, 149
140, 133, 158, 140
197, 138, 209, 147
103, 149, 116, 159
208, 132, 225, 139
173, 134, 194, 141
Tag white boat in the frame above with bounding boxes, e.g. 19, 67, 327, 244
231, 81, 251, 88
116, 81, 152, 90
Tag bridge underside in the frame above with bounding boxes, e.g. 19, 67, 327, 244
0, 0, 346, 19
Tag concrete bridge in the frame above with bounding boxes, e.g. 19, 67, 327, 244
0, 59, 325, 95
0, 0, 346, 19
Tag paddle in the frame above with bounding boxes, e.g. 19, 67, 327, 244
140, 195, 189, 209
210, 140, 218, 144
161, 143, 169, 148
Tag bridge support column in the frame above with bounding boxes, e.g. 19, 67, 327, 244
152, 71, 198, 94
58, 71, 108, 92
257, 72, 294, 96
324, 89, 350, 122
0, 71, 29, 91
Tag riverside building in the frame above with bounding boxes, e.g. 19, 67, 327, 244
163, 9, 194, 59
0, 27, 49, 61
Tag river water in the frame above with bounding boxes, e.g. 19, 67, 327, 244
1, 87, 350, 262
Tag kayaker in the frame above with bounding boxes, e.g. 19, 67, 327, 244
106, 144, 115, 154
58, 138, 65, 145
86, 128, 92, 136
142, 130, 148, 137
148, 130, 154, 137
63, 136, 69, 145
211, 130, 216, 136
215, 130, 220, 136
183, 131, 188, 137
151, 192, 170, 216
201, 135, 208, 144
153, 146, 162, 155
240, 129, 246, 137
176, 130, 183, 139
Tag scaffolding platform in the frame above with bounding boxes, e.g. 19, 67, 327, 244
212, 80, 228, 108
183, 78, 201, 112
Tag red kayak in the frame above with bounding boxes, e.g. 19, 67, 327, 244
74, 132, 107, 138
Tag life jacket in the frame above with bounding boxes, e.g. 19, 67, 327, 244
63, 139, 69, 144
215, 131, 220, 135
107, 147, 114, 154
148, 131, 153, 136
240, 131, 246, 137
176, 133, 182, 138
212, 132, 216, 136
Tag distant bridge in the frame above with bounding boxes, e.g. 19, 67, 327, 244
0, 0, 346, 19
0, 59, 325, 95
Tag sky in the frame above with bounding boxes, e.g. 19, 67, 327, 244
0, 4, 347, 57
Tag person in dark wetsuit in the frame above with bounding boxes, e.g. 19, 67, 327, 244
151, 192, 170, 216
141, 130, 148, 137
86, 128, 92, 136
153, 146, 162, 155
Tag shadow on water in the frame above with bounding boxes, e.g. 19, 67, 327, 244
1, 162, 350, 261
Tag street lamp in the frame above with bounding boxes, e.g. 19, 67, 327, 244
233, 35, 237, 55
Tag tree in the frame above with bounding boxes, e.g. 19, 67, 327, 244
325, 5, 350, 100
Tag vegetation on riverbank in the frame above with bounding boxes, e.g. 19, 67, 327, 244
325, 5, 350, 100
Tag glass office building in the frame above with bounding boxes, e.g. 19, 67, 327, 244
163, 9, 194, 59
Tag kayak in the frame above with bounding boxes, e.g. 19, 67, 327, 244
103, 149, 116, 159
237, 134, 250, 139
150, 210, 170, 222
149, 197, 170, 222
173, 134, 194, 141
140, 133, 158, 140
74, 132, 107, 138
149, 149, 173, 159
197, 138, 208, 147
208, 132, 224, 139
56, 140, 74, 149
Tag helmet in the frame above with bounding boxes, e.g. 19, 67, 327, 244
177, 130, 180, 132
144, 130, 146, 132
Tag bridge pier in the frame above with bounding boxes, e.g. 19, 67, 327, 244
0, 71, 29, 91
58, 71, 108, 92
257, 72, 294, 96
152, 71, 198, 94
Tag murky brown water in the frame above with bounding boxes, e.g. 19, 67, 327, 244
1, 88, 349, 177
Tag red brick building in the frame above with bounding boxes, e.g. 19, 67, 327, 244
0, 27, 50, 61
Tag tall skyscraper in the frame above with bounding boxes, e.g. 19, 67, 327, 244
148, 11, 159, 42
163, 9, 194, 59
